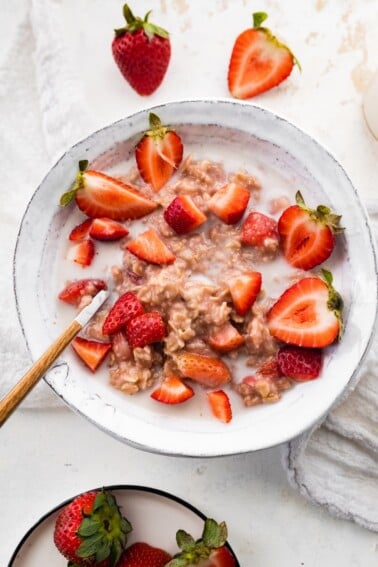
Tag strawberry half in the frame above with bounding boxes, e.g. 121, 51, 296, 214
228, 11, 300, 99
112, 4, 171, 96
118, 542, 172, 567
267, 269, 343, 348
71, 337, 112, 372
208, 322, 245, 353
175, 352, 231, 388
126, 228, 175, 265
70, 239, 95, 267
278, 191, 343, 270
240, 211, 278, 247
150, 375, 195, 404
208, 183, 250, 225
69, 218, 93, 241
207, 390, 232, 424
103, 291, 145, 335
60, 160, 157, 221
166, 519, 235, 567
164, 195, 207, 234
89, 218, 128, 241
228, 272, 262, 316
135, 113, 183, 191
126, 311, 166, 349
277, 345, 323, 381
58, 278, 107, 306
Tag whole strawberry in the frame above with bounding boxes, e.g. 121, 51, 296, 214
118, 542, 172, 567
53, 490, 132, 566
112, 4, 171, 95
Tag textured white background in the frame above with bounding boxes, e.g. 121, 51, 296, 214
1, 0, 378, 565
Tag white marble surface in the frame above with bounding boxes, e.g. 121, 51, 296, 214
1, 0, 378, 565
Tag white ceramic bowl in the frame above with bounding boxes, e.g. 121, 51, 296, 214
14, 100, 378, 457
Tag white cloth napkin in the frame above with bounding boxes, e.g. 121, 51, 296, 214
1, 0, 377, 531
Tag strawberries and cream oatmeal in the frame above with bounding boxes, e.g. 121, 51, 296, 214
58, 114, 345, 424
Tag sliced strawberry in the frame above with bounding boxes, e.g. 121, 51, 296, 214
240, 211, 278, 247
208, 322, 245, 353
68, 218, 93, 241
126, 311, 166, 349
89, 218, 128, 241
207, 390, 232, 424
175, 352, 231, 388
151, 375, 195, 404
267, 270, 343, 348
126, 228, 175, 265
228, 272, 262, 316
60, 160, 157, 221
256, 357, 282, 380
103, 291, 145, 335
164, 195, 207, 234
135, 113, 183, 191
70, 239, 95, 267
58, 278, 107, 306
278, 191, 343, 270
228, 12, 299, 99
277, 345, 323, 381
71, 337, 112, 372
208, 183, 250, 225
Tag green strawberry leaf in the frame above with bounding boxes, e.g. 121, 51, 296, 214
95, 541, 111, 563
77, 517, 101, 537
77, 533, 104, 558
176, 529, 196, 552
78, 159, 89, 172
59, 189, 76, 207
253, 11, 268, 28
202, 519, 227, 549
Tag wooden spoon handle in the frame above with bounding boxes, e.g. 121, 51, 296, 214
0, 320, 81, 427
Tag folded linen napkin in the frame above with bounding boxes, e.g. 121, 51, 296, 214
1, 0, 377, 532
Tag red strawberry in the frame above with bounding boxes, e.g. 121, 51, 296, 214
119, 542, 171, 567
53, 490, 132, 566
71, 239, 95, 267
103, 291, 145, 335
208, 183, 250, 225
135, 113, 183, 191
175, 352, 231, 388
71, 337, 112, 372
164, 195, 207, 234
126, 311, 166, 349
60, 161, 157, 221
69, 218, 93, 241
207, 390, 232, 424
278, 191, 343, 270
256, 357, 282, 380
228, 272, 262, 316
151, 375, 195, 404
58, 278, 107, 306
112, 5, 171, 96
228, 11, 299, 99
89, 218, 128, 241
208, 322, 245, 353
240, 211, 278, 247
126, 228, 175, 265
277, 345, 323, 381
167, 519, 236, 567
267, 270, 343, 348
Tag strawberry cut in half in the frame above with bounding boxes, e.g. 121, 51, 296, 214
278, 190, 344, 270
277, 345, 323, 382
166, 519, 236, 567
208, 183, 250, 225
58, 278, 107, 306
135, 113, 183, 191
89, 218, 129, 241
150, 375, 195, 404
175, 352, 231, 388
118, 541, 172, 567
207, 390, 232, 424
208, 322, 245, 353
228, 11, 300, 100
69, 218, 93, 241
267, 269, 343, 348
71, 337, 112, 372
126, 311, 166, 349
228, 272, 262, 316
103, 291, 145, 336
70, 239, 95, 267
60, 160, 157, 221
164, 195, 207, 234
126, 228, 175, 265
240, 211, 278, 247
